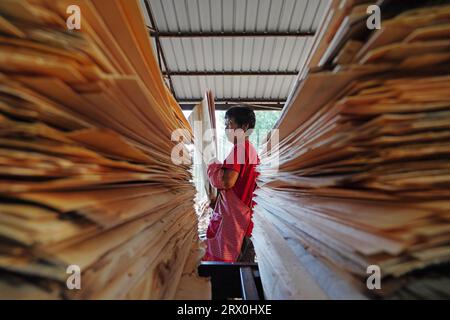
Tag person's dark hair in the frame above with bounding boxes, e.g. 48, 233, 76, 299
225, 105, 256, 130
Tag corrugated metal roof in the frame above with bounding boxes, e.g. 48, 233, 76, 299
160, 37, 313, 72
149, 0, 326, 33
139, 0, 331, 108
172, 74, 297, 100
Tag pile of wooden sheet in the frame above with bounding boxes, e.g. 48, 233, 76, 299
254, 0, 450, 299
0, 0, 210, 299
188, 91, 217, 238
188, 92, 217, 203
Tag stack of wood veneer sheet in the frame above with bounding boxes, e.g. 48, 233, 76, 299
253, 0, 450, 300
188, 92, 217, 204
188, 91, 217, 239
0, 0, 210, 299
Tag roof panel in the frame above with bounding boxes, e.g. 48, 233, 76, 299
283, 76, 297, 97
250, 39, 264, 71
171, 76, 185, 98
186, 0, 200, 30
172, 0, 188, 31
287, 38, 307, 70
291, 0, 308, 31
160, 37, 316, 72
148, 0, 328, 32
197, 0, 211, 31
277, 38, 296, 71
235, 0, 247, 31
171, 75, 296, 100
222, 0, 234, 31
182, 76, 194, 98
270, 74, 283, 98
222, 76, 232, 98
222, 38, 231, 70
312, 0, 329, 31
267, 0, 284, 30
159, 39, 176, 70
295, 37, 313, 70
260, 38, 276, 70
210, 0, 223, 30
232, 76, 240, 98
279, 0, 297, 31
241, 39, 253, 70
210, 77, 217, 97
139, 0, 152, 26
202, 39, 215, 70
143, 0, 331, 104
233, 38, 243, 71
240, 76, 250, 98
157, 0, 174, 31
244, 0, 258, 31
263, 76, 274, 99
271, 37, 286, 70
255, 0, 271, 31
302, 0, 322, 32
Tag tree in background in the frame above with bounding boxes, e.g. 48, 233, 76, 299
216, 110, 281, 161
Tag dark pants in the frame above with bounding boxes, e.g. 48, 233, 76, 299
237, 236, 255, 262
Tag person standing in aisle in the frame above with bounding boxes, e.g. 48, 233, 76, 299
203, 105, 259, 263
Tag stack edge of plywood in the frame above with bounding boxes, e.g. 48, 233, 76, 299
0, 0, 210, 299
254, 0, 450, 299
188, 91, 217, 239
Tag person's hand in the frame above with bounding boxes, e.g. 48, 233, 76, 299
207, 157, 221, 165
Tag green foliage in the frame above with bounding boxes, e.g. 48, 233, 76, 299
216, 110, 281, 158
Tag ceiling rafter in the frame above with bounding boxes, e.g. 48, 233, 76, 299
164, 71, 299, 76
143, 0, 177, 99
149, 31, 315, 38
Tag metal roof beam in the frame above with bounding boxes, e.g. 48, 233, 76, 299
165, 71, 298, 76
150, 31, 315, 38
179, 98, 285, 104
179, 98, 285, 110
180, 103, 284, 111
143, 0, 177, 99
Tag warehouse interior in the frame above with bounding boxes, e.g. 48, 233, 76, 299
0, 0, 450, 300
